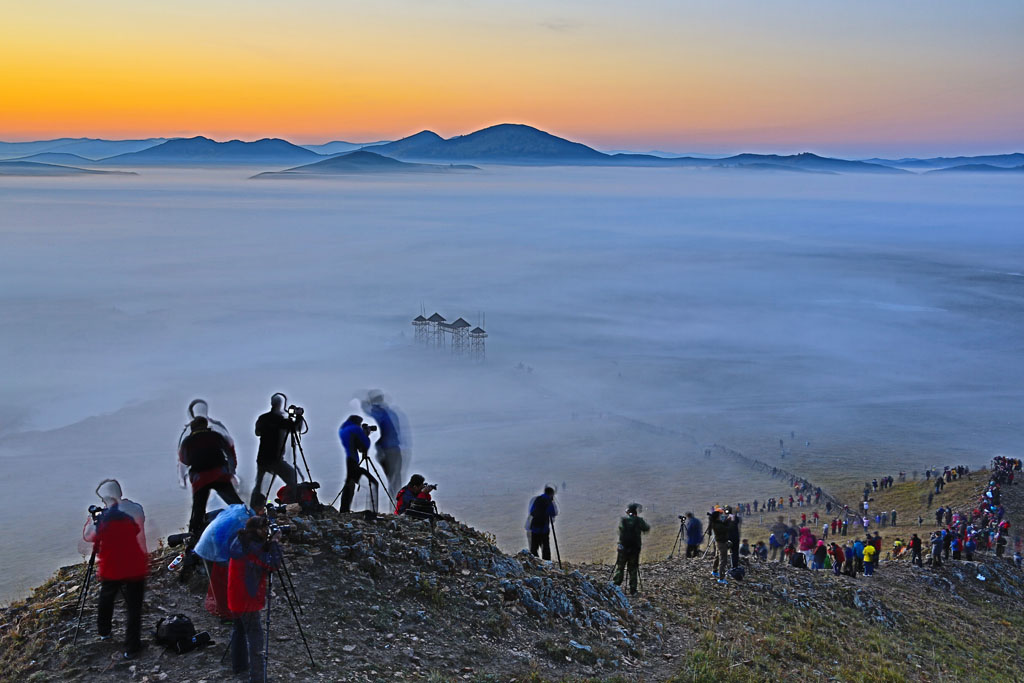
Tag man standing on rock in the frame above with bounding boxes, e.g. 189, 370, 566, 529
526, 486, 558, 560
613, 503, 650, 595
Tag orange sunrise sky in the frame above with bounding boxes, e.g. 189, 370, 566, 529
2, 0, 1022, 156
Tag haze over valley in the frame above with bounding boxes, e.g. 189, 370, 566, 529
1, 165, 1022, 601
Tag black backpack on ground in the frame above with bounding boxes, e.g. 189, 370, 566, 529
154, 614, 197, 652
729, 565, 746, 580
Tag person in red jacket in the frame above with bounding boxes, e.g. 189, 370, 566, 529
828, 542, 846, 576
394, 474, 436, 515
227, 516, 282, 682
82, 479, 148, 658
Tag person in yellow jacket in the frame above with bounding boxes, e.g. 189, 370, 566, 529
862, 542, 877, 576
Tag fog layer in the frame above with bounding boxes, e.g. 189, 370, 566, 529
1, 168, 1022, 601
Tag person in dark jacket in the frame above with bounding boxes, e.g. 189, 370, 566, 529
82, 479, 147, 659
526, 487, 558, 560
251, 393, 298, 509
227, 516, 282, 682
179, 416, 242, 539
337, 415, 378, 513
613, 503, 650, 595
709, 508, 733, 581
684, 512, 703, 558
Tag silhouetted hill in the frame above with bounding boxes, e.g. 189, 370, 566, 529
252, 150, 479, 178
925, 163, 1024, 174
0, 138, 165, 160
368, 124, 609, 163
0, 161, 135, 176
711, 152, 906, 174
96, 136, 323, 166
10, 152, 98, 165
302, 140, 391, 155
867, 153, 1024, 170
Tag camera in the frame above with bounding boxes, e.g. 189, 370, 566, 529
88, 504, 105, 522
269, 523, 292, 538
361, 423, 378, 435
288, 405, 304, 419
167, 532, 192, 548
678, 515, 686, 521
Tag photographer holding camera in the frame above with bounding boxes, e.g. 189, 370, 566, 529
394, 474, 436, 515
228, 515, 282, 682
82, 479, 147, 659
251, 393, 298, 508
337, 414, 379, 513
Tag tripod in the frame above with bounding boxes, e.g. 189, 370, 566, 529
667, 520, 686, 560
701, 529, 716, 560
329, 451, 396, 514
72, 547, 97, 646
263, 568, 316, 681
550, 520, 563, 569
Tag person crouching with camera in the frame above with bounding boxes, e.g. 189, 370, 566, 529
82, 479, 148, 659
394, 474, 436, 515
228, 515, 282, 682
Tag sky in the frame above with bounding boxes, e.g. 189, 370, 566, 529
2, 0, 1023, 156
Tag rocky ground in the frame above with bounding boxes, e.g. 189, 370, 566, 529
3, 472, 1024, 682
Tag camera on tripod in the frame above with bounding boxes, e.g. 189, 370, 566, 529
361, 423, 377, 436
287, 404, 305, 427
88, 504, 105, 522
678, 515, 686, 521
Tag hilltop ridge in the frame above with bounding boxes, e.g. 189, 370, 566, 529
2, 460, 1023, 681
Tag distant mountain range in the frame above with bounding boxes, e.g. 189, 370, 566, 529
0, 160, 135, 177
0, 128, 1020, 175
253, 150, 478, 178
361, 125, 906, 173
865, 153, 1024, 170
0, 138, 165, 160
925, 163, 1024, 174
95, 136, 325, 166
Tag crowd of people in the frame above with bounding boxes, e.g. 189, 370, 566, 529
78, 397, 1023, 676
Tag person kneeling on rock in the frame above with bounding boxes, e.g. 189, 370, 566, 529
613, 503, 650, 595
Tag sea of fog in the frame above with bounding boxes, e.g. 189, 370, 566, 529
1, 167, 1022, 601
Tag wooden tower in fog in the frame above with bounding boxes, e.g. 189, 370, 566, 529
448, 317, 471, 356
412, 315, 428, 345
469, 326, 487, 361
427, 312, 447, 349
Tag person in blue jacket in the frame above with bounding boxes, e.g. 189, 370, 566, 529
526, 487, 558, 560
684, 512, 704, 558
362, 391, 405, 498
337, 415, 377, 513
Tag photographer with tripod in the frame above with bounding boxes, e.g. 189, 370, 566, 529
80, 479, 147, 659
526, 486, 558, 561
251, 393, 298, 509
337, 414, 380, 513
228, 515, 282, 682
